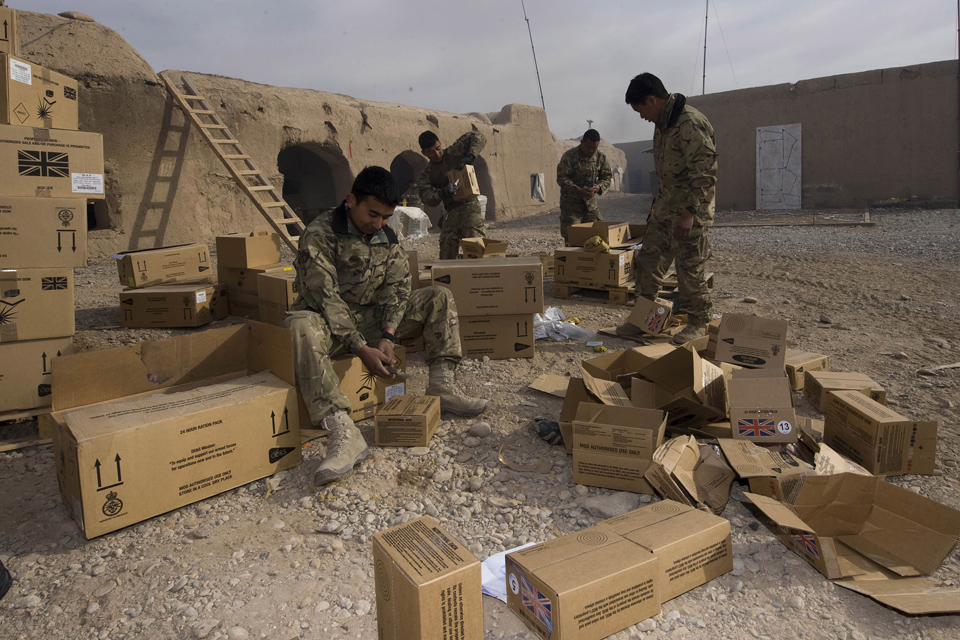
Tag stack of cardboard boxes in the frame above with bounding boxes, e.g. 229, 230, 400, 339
216, 227, 287, 322
554, 222, 644, 293
0, 17, 102, 414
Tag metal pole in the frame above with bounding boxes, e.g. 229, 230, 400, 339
521, 0, 546, 114
956, 0, 959, 206
703, 0, 709, 95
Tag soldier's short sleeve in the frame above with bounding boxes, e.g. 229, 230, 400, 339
377, 245, 411, 331
677, 118, 718, 215
417, 164, 443, 207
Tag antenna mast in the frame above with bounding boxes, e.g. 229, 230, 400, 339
521, 0, 546, 113
702, 0, 708, 94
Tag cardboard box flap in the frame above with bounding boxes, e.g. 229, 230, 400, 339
835, 576, 960, 615
580, 363, 631, 406
573, 403, 664, 431
743, 492, 816, 535
717, 439, 814, 479
372, 516, 477, 587
645, 436, 734, 513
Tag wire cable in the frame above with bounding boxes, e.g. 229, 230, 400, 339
712, 0, 740, 89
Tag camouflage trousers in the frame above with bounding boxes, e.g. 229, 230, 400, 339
440, 200, 485, 260
559, 195, 601, 243
284, 286, 462, 425
635, 214, 713, 324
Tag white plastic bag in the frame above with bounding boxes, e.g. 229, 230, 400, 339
533, 307, 597, 342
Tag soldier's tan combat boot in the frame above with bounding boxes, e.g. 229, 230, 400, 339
425, 364, 489, 416
314, 411, 370, 486
672, 321, 706, 345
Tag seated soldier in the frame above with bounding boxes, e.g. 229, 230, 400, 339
285, 166, 488, 486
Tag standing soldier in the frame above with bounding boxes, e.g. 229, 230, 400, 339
417, 131, 487, 259
285, 166, 488, 486
556, 129, 613, 244
616, 73, 718, 344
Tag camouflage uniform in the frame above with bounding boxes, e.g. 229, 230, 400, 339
402, 185, 423, 209
417, 132, 487, 259
636, 94, 717, 324
556, 145, 613, 242
285, 202, 462, 425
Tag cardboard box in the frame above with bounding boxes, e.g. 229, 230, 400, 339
218, 261, 288, 295
580, 344, 676, 400
727, 369, 798, 443
429, 257, 543, 316
565, 221, 630, 247
215, 226, 282, 269
558, 378, 595, 455
0, 124, 104, 198
447, 165, 481, 201
332, 346, 407, 420
0, 336, 72, 412
0, 8, 19, 56
532, 251, 554, 277
553, 247, 634, 288
257, 269, 298, 327
407, 250, 421, 289
785, 349, 830, 390
1, 53, 79, 130
119, 283, 228, 329
804, 370, 885, 412
717, 438, 814, 483
644, 435, 735, 514
0, 267, 74, 342
227, 290, 260, 321
115, 243, 213, 289
714, 313, 787, 369
626, 296, 673, 336
571, 403, 665, 493
458, 313, 534, 360
0, 196, 87, 268
631, 347, 726, 430
824, 389, 936, 476
375, 395, 441, 447
460, 237, 508, 259
373, 516, 483, 640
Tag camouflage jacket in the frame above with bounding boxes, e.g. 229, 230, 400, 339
417, 131, 487, 211
556, 145, 613, 198
652, 93, 718, 226
291, 201, 411, 352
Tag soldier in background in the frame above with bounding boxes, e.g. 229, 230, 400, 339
285, 166, 488, 486
616, 72, 718, 344
556, 129, 613, 244
401, 182, 423, 209
417, 131, 487, 259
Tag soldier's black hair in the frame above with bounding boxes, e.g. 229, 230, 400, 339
625, 73, 669, 105
582, 129, 601, 143
418, 131, 440, 150
351, 166, 401, 207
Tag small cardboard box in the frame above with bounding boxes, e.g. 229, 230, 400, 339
714, 313, 788, 369
631, 347, 726, 430
460, 237, 508, 259
571, 403, 666, 493
218, 261, 288, 296
447, 165, 481, 201
727, 369, 798, 443
804, 370, 885, 412
375, 395, 441, 447
785, 350, 830, 390
644, 435, 735, 515
459, 313, 535, 359
1, 53, 79, 130
824, 389, 936, 476
553, 247, 634, 288
373, 516, 484, 640
0, 8, 19, 56
257, 268, 298, 327
0, 336, 72, 412
626, 296, 673, 336
0, 196, 87, 268
119, 283, 228, 329
215, 226, 282, 269
115, 243, 213, 289
429, 257, 544, 316
565, 222, 630, 247
332, 346, 407, 420
0, 124, 104, 198
227, 290, 260, 321
0, 267, 74, 342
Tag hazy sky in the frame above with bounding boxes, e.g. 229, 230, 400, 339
26, 0, 959, 143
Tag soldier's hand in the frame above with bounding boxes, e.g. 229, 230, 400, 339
673, 211, 695, 240
577, 186, 593, 197
358, 345, 392, 378
377, 339, 397, 367
455, 153, 476, 170
441, 182, 457, 198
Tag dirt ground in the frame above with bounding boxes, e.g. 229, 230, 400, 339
2, 193, 959, 640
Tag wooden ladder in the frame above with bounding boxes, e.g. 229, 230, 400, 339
160, 72, 304, 251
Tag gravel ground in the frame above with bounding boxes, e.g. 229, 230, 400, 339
1, 194, 959, 640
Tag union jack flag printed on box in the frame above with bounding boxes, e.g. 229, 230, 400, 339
520, 573, 553, 633
782, 526, 819, 558
645, 311, 662, 333
737, 418, 776, 438
18, 151, 70, 178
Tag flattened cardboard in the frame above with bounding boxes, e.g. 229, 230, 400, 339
215, 227, 282, 269
0, 124, 104, 198
429, 257, 543, 316
332, 346, 407, 420
55, 371, 301, 539
256, 268, 298, 327
632, 347, 726, 430
785, 349, 830, 391
115, 243, 212, 289
373, 516, 483, 640
0, 267, 74, 342
1, 53, 79, 130
804, 370, 885, 412
553, 247, 634, 287
571, 403, 665, 493
375, 395, 441, 447
447, 165, 481, 201
717, 438, 813, 481
529, 373, 569, 398
227, 290, 260, 321
119, 283, 228, 328
727, 369, 798, 443
0, 336, 72, 412
565, 222, 630, 247
714, 313, 787, 369
459, 313, 535, 359
0, 196, 87, 268
460, 237, 508, 259
0, 8, 20, 56
626, 296, 673, 336
824, 389, 936, 476
834, 576, 960, 615
644, 435, 735, 514
218, 261, 288, 295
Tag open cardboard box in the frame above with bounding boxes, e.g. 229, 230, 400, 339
579, 344, 676, 406
571, 403, 665, 493
630, 347, 726, 430
644, 435, 735, 514
805, 370, 885, 412
460, 237, 508, 259
714, 313, 787, 369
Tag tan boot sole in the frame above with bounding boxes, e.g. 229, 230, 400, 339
313, 446, 371, 486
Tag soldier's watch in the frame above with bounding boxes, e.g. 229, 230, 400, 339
381, 331, 395, 344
